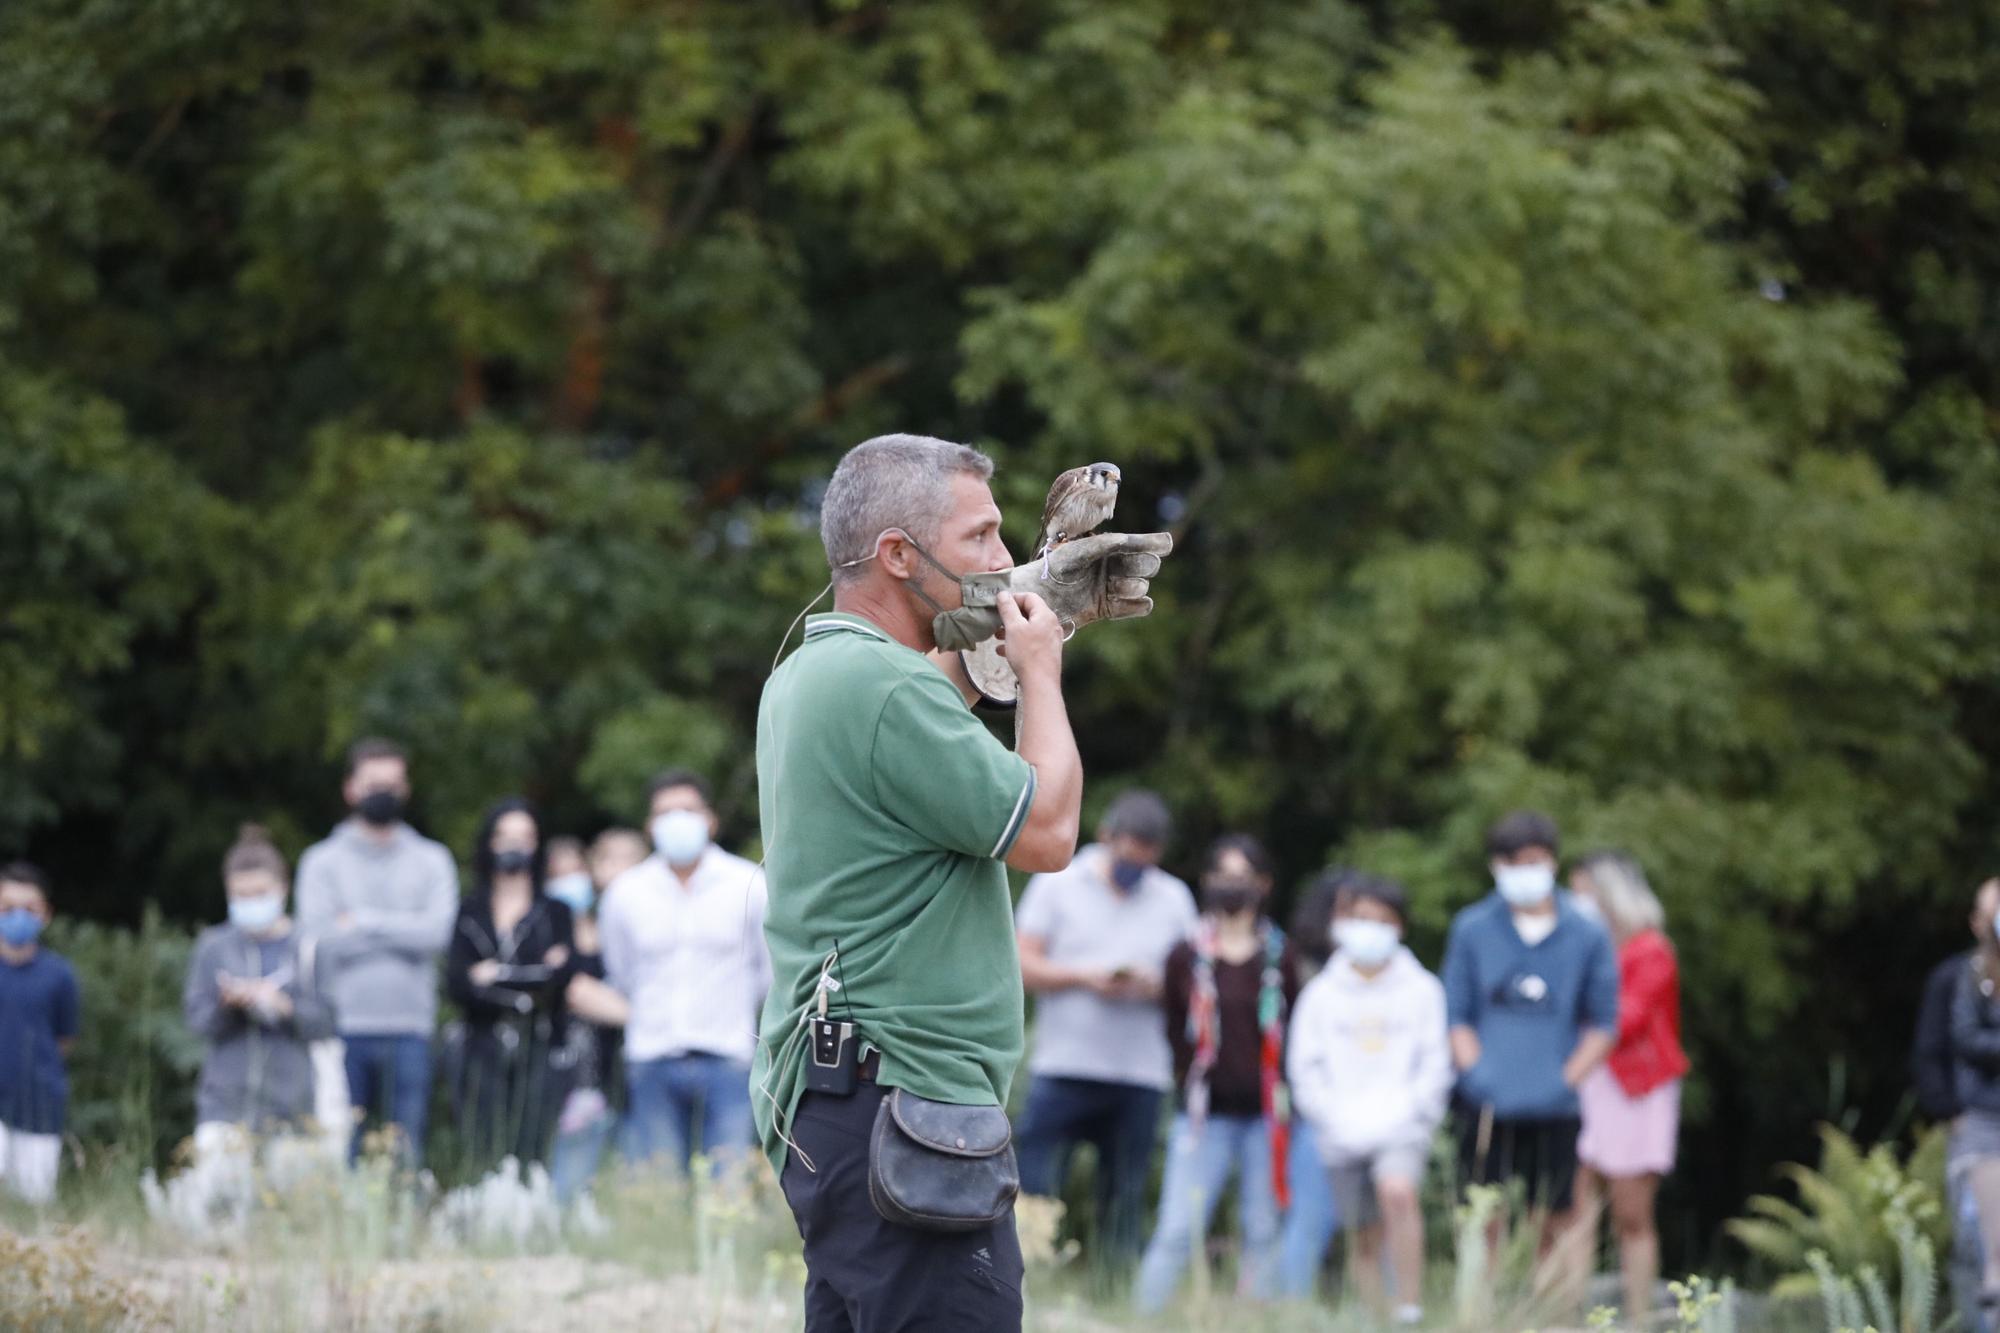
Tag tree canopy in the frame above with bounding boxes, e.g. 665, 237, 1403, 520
4, 0, 1997, 1249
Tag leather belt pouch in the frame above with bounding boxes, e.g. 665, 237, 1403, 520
867, 1089, 1018, 1232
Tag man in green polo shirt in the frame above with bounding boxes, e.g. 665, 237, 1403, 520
753, 433, 1109, 1332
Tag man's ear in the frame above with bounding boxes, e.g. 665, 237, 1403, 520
877, 531, 918, 581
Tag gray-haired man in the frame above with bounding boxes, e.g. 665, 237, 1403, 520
753, 434, 1169, 1331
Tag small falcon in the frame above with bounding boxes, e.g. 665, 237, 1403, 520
1033, 461, 1122, 558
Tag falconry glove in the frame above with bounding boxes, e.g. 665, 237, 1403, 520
958, 530, 1174, 706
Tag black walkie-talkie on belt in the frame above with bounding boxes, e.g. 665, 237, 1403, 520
805, 946, 861, 1096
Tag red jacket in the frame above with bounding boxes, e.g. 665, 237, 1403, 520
1607, 929, 1689, 1097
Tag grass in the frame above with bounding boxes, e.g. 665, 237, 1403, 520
0, 1137, 1905, 1333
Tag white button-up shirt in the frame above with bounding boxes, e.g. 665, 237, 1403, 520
600, 846, 771, 1064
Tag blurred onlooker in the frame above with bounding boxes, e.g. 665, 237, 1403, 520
1917, 878, 2000, 1333
184, 826, 336, 1153
1136, 835, 1298, 1312
547, 829, 637, 1203
0, 861, 80, 1205
1567, 852, 1688, 1329
1014, 788, 1196, 1266
296, 738, 458, 1166
544, 837, 594, 923
586, 828, 648, 909
1289, 874, 1449, 1326
601, 771, 769, 1172
1441, 811, 1617, 1265
1277, 868, 1351, 1300
1949, 879, 2000, 1330
444, 799, 576, 1176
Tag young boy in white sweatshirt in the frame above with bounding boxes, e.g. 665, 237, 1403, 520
1287, 875, 1450, 1325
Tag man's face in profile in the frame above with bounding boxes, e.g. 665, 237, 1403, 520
925, 473, 1011, 609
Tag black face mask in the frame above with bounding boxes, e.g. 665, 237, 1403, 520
492, 849, 535, 877
1202, 882, 1259, 917
356, 790, 405, 827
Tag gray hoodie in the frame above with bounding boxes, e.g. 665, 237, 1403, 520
184, 923, 336, 1130
295, 819, 459, 1036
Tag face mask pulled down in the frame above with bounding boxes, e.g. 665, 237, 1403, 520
841, 529, 1011, 653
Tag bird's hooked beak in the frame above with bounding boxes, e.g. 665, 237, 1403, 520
1089, 463, 1122, 489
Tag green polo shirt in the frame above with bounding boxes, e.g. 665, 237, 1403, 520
751, 612, 1037, 1173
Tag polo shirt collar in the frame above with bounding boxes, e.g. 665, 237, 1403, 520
803, 612, 896, 644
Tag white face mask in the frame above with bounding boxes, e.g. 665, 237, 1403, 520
652, 809, 711, 866
1495, 862, 1556, 909
1332, 918, 1401, 970
229, 894, 284, 935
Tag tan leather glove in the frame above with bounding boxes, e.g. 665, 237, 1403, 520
959, 531, 1174, 706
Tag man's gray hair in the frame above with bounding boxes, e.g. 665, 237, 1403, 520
821, 434, 995, 582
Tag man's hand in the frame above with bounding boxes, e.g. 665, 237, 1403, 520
469, 959, 503, 987
1450, 1026, 1482, 1073
995, 591, 1064, 686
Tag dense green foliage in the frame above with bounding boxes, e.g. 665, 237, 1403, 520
4, 0, 1997, 1252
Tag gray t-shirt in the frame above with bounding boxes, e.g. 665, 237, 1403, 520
1015, 845, 1198, 1090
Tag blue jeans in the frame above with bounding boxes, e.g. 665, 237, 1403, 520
1277, 1117, 1343, 1299
1014, 1076, 1164, 1265
1135, 1113, 1280, 1313
550, 1109, 615, 1204
619, 1052, 754, 1175
342, 1034, 433, 1167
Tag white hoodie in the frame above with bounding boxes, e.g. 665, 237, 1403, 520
1286, 946, 1451, 1165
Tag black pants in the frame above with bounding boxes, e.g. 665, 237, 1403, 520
1453, 1098, 1581, 1213
781, 1084, 1024, 1332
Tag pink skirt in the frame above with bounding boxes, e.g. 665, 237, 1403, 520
1576, 1066, 1680, 1178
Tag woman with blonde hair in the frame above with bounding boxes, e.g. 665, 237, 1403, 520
1568, 851, 1687, 1327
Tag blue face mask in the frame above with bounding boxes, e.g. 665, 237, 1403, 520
548, 873, 595, 916
228, 895, 284, 935
0, 908, 45, 948
1108, 858, 1146, 892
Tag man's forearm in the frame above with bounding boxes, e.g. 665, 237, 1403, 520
1016, 671, 1082, 850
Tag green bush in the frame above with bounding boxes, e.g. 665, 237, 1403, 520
46, 908, 204, 1171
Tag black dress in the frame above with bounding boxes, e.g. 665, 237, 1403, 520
444, 892, 578, 1174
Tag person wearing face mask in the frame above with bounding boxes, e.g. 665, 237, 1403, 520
599, 769, 769, 1174
443, 799, 577, 1178
1287, 874, 1449, 1326
295, 738, 459, 1168
546, 831, 637, 1204
184, 826, 337, 1162
1013, 788, 1196, 1271
0, 861, 79, 1205
1137, 835, 1300, 1314
1440, 810, 1618, 1286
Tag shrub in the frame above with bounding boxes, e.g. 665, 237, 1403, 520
46, 908, 204, 1172
1727, 1124, 1951, 1312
